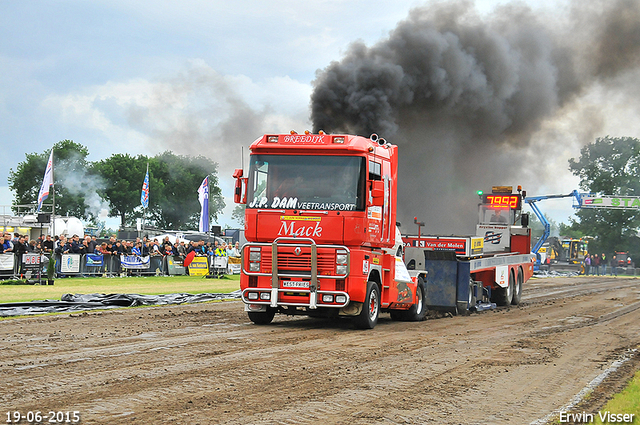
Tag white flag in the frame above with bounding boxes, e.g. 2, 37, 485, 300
198, 177, 209, 232
37, 150, 54, 212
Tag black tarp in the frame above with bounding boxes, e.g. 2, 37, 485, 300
0, 290, 242, 317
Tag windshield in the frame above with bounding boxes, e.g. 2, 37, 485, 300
478, 205, 520, 225
247, 155, 366, 211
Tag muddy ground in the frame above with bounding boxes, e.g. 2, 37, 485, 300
1, 276, 639, 424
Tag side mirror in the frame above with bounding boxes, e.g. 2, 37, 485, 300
520, 213, 529, 227
233, 169, 246, 204
369, 180, 384, 206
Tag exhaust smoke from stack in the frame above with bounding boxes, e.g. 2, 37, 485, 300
311, 0, 640, 234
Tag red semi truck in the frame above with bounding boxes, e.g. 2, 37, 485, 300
233, 133, 534, 328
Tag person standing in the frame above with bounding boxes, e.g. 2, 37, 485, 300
610, 255, 618, 277
86, 236, 97, 254
601, 253, 607, 275
593, 254, 601, 276
42, 235, 54, 254
584, 254, 591, 276
2, 232, 14, 253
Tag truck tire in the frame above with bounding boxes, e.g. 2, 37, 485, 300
354, 281, 380, 329
468, 278, 478, 309
456, 279, 477, 316
494, 271, 514, 306
247, 308, 276, 325
391, 277, 427, 321
511, 269, 523, 305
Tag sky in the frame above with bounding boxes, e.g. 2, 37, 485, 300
1, 0, 639, 233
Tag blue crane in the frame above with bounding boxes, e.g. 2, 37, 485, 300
525, 190, 582, 267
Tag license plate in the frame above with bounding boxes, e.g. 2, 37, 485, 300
281, 280, 309, 288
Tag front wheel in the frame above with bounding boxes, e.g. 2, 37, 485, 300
354, 281, 380, 329
247, 308, 276, 325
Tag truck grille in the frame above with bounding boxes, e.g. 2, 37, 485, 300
262, 247, 336, 275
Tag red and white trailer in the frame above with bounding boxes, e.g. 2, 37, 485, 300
403, 186, 535, 313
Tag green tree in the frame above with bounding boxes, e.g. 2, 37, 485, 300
231, 204, 245, 227
568, 136, 640, 257
8, 140, 94, 218
93, 154, 151, 228
148, 152, 225, 230
558, 222, 585, 239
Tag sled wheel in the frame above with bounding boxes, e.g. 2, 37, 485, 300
511, 268, 523, 305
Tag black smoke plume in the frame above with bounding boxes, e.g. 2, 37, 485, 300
311, 0, 640, 234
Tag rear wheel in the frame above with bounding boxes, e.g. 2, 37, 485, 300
511, 269, 523, 305
391, 277, 427, 321
494, 271, 514, 306
354, 281, 380, 329
247, 308, 276, 325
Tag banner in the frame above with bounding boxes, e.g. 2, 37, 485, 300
61, 254, 81, 273
581, 196, 640, 209
198, 176, 209, 232
121, 255, 150, 269
0, 254, 15, 271
37, 149, 54, 212
85, 254, 104, 267
227, 256, 241, 274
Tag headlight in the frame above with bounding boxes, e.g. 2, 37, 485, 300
249, 262, 261, 272
247, 292, 258, 300
249, 249, 261, 262
336, 265, 348, 275
260, 292, 271, 300
336, 250, 348, 264
322, 294, 334, 303
335, 295, 347, 304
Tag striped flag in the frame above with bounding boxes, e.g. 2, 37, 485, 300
37, 150, 54, 212
198, 176, 209, 232
141, 164, 149, 209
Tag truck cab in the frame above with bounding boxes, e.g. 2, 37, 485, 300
234, 133, 424, 329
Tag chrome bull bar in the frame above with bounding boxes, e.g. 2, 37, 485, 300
242, 236, 350, 309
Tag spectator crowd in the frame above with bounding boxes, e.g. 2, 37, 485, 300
1, 232, 242, 260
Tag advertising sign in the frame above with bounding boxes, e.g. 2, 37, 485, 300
403, 236, 484, 257
227, 257, 241, 274
61, 254, 81, 273
22, 253, 45, 276
167, 256, 186, 276
85, 254, 104, 267
120, 255, 150, 269
188, 256, 209, 276
476, 224, 510, 253
581, 196, 640, 209
0, 253, 14, 271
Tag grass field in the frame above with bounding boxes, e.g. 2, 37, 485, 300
0, 274, 241, 304
594, 367, 640, 424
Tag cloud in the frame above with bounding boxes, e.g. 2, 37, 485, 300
40, 60, 312, 178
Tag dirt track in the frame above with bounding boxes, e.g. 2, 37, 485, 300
2, 276, 640, 424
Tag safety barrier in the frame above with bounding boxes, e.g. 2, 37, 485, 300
0, 252, 243, 280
